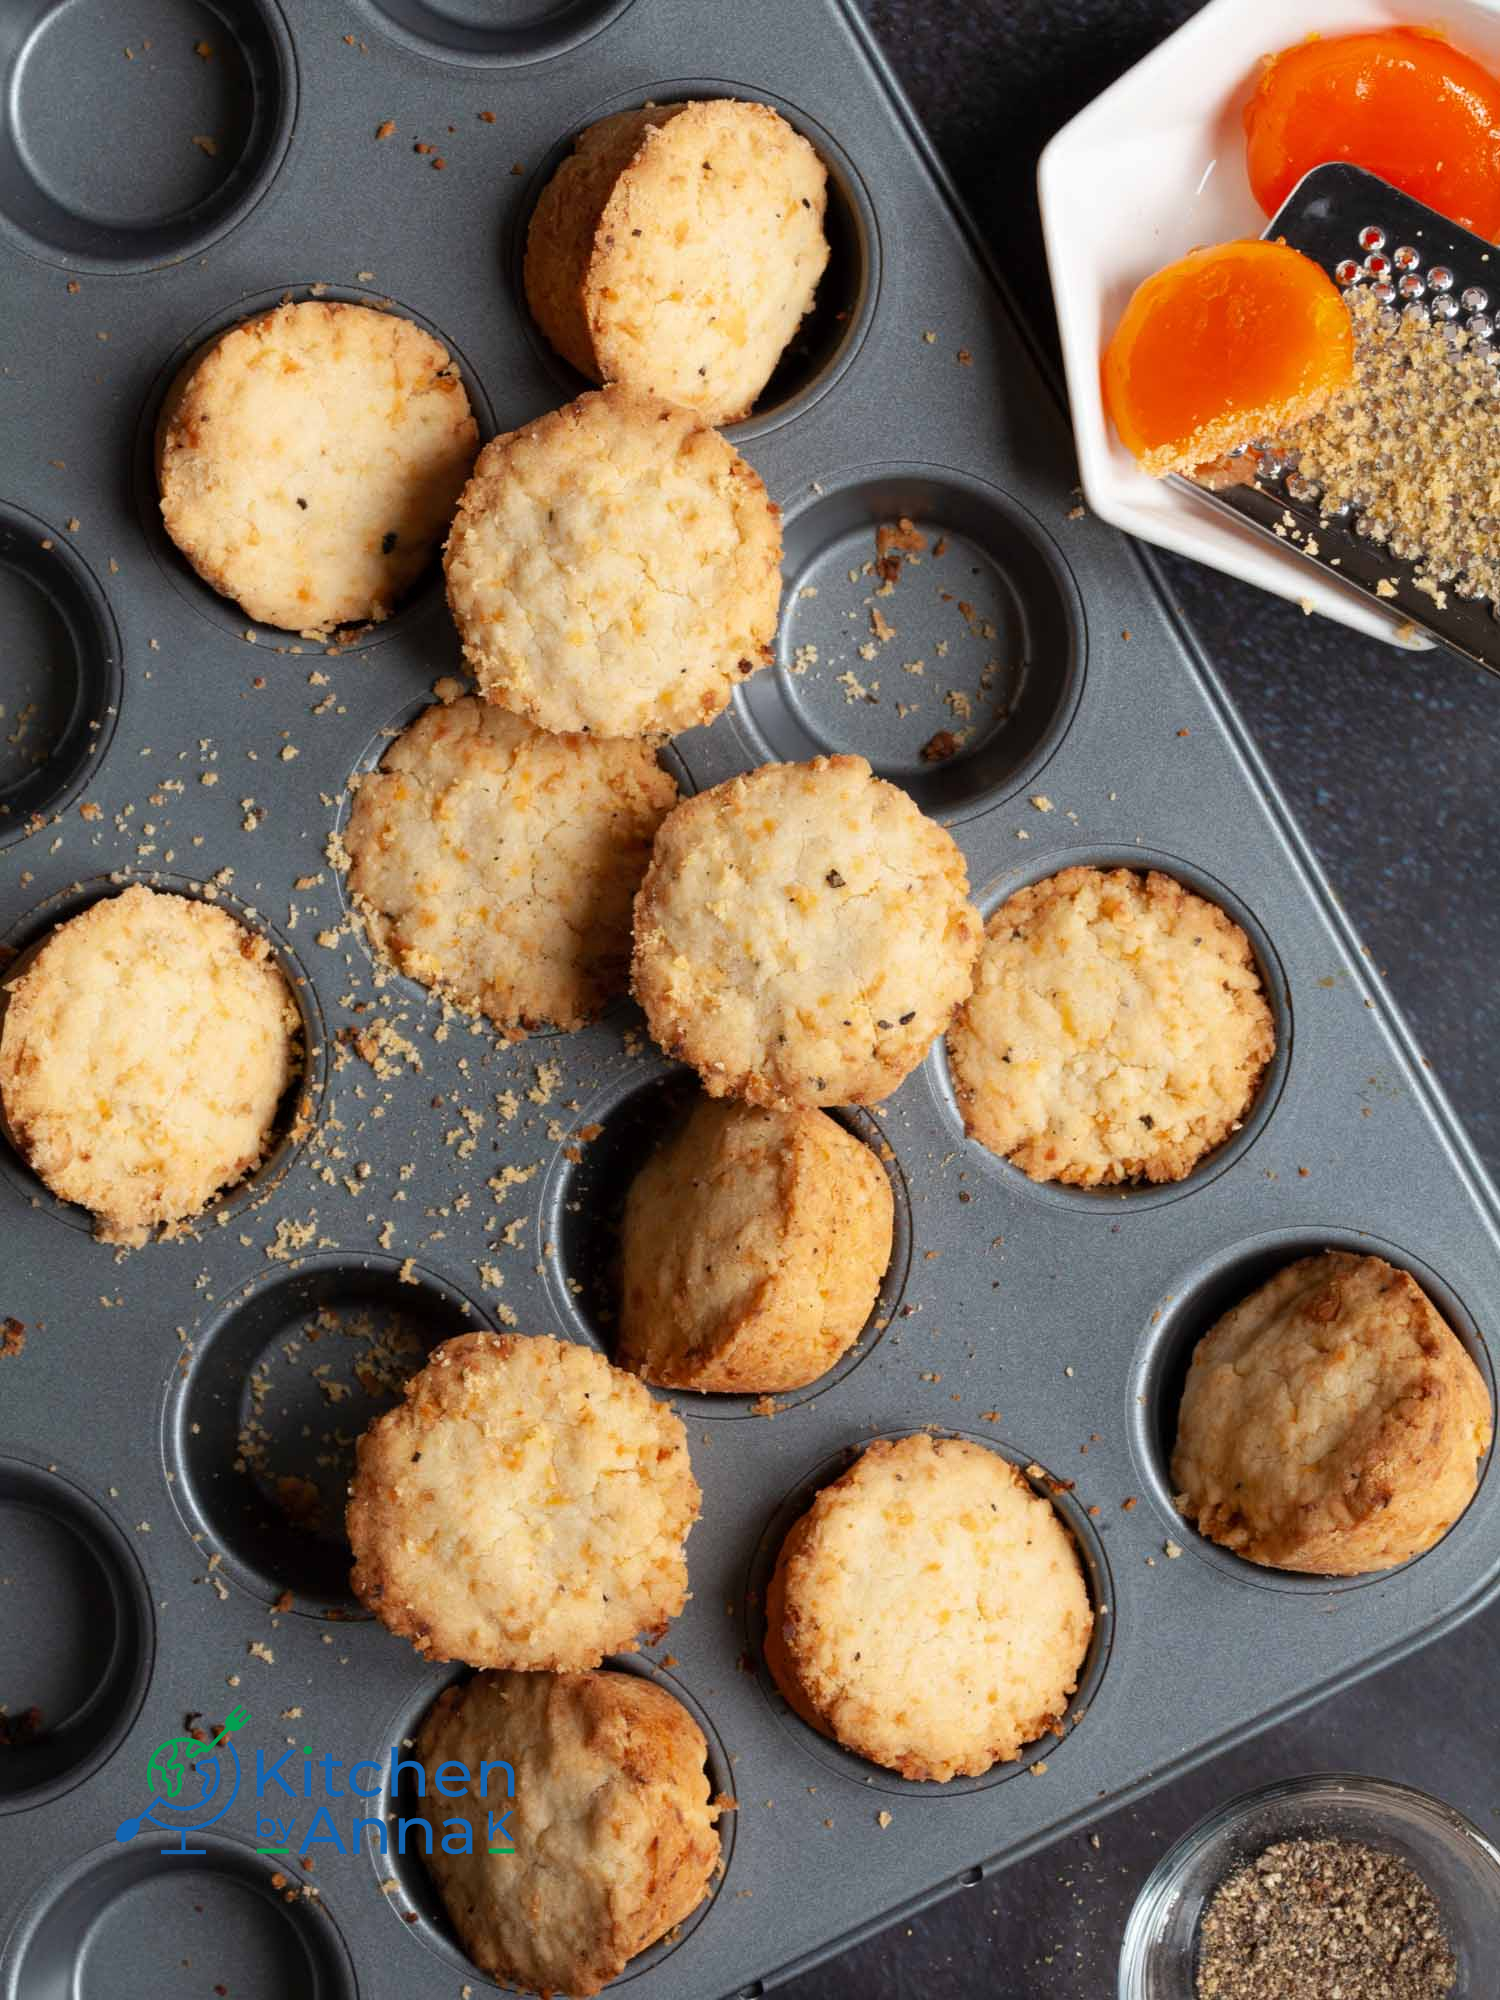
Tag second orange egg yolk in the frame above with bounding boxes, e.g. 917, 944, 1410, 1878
1244, 27, 1500, 236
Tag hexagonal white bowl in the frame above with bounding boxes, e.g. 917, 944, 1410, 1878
1038, 0, 1500, 651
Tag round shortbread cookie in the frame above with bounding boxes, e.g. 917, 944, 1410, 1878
632, 755, 982, 1109
1172, 1251, 1492, 1575
947, 866, 1275, 1186
0, 885, 299, 1246
524, 98, 831, 427
618, 1097, 894, 1393
443, 385, 782, 740
345, 692, 677, 1037
157, 300, 478, 634
414, 1668, 722, 1998
765, 1434, 1094, 1781
347, 1332, 700, 1670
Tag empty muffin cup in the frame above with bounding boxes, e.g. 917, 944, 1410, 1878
0, 1455, 152, 1812
353, 0, 637, 67
0, 0, 296, 271
2, 1833, 357, 1997
0, 505, 121, 846
165, 1254, 483, 1612
733, 467, 1084, 818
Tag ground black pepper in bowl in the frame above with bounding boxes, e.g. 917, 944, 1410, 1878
1196, 1837, 1457, 1999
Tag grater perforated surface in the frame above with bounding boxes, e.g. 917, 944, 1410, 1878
1188, 159, 1500, 679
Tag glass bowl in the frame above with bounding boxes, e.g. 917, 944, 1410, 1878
1118, 1772, 1500, 1998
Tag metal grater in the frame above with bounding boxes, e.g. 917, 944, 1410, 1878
1179, 160, 1500, 676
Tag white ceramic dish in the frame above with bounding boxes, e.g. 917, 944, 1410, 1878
1038, 0, 1500, 651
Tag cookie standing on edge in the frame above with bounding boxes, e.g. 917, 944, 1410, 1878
0, 884, 300, 1247
414, 1669, 723, 1999
1172, 1251, 1492, 1575
765, 1434, 1094, 1782
525, 98, 831, 426
632, 754, 982, 1108
347, 1332, 699, 1670
157, 300, 478, 634
444, 385, 782, 740
618, 1098, 894, 1393
345, 692, 677, 1038
948, 865, 1275, 1186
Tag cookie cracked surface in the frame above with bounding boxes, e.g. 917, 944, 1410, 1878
618, 1098, 894, 1392
632, 755, 981, 1108
444, 385, 781, 740
157, 300, 478, 634
1172, 1250, 1492, 1575
525, 98, 830, 426
414, 1668, 722, 1999
345, 692, 676, 1037
348, 1332, 699, 1669
765, 1433, 1094, 1782
0, 884, 300, 1246
948, 865, 1274, 1186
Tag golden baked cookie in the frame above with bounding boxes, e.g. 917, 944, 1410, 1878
157, 300, 478, 634
345, 692, 676, 1037
414, 1668, 722, 1998
633, 755, 981, 1109
525, 98, 830, 427
948, 865, 1274, 1186
347, 1332, 699, 1669
0, 884, 299, 1247
1172, 1251, 1492, 1575
618, 1098, 893, 1392
765, 1434, 1093, 1782
443, 385, 781, 740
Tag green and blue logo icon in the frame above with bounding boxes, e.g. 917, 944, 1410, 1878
115, 1705, 249, 1856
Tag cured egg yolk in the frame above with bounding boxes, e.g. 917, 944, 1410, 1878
1244, 27, 1500, 235
1102, 238, 1353, 477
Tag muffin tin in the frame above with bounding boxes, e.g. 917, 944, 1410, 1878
1, 3, 1498, 1997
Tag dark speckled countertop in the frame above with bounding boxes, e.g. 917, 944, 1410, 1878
779, 4, 1500, 1994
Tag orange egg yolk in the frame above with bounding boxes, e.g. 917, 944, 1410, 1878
1101, 239, 1353, 478
1244, 27, 1500, 236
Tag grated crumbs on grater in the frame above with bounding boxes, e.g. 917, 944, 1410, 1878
1281, 285, 1500, 608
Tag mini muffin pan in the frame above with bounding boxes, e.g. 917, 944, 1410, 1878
0, 5, 1497, 1997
